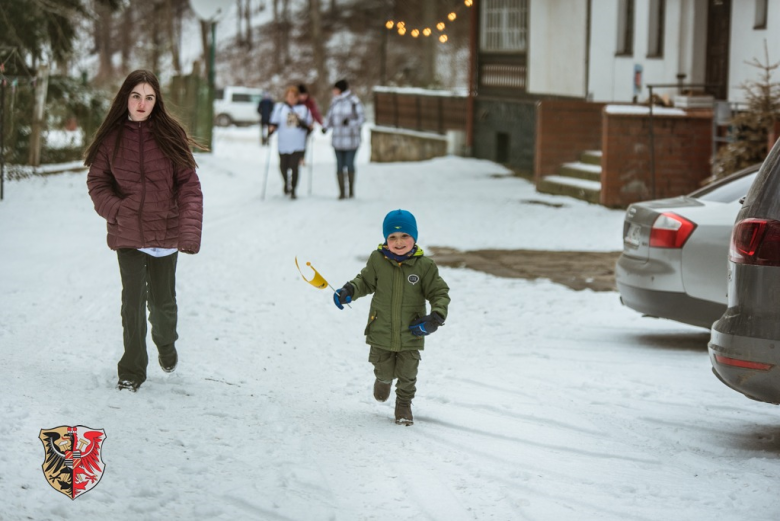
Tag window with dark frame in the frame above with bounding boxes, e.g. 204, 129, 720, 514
617, 0, 635, 56
754, 0, 768, 29
647, 0, 665, 57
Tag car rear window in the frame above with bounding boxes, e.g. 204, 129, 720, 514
691, 171, 758, 203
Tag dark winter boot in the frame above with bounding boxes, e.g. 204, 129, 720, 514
117, 379, 141, 392
373, 379, 391, 402
395, 400, 413, 426
337, 172, 346, 199
347, 171, 355, 198
158, 347, 178, 373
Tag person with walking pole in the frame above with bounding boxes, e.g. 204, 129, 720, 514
321, 79, 365, 199
268, 86, 312, 200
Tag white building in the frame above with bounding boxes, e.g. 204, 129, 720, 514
520, 0, 780, 103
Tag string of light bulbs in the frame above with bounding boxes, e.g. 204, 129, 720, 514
385, 0, 473, 43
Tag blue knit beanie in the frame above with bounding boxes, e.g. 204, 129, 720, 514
383, 209, 418, 242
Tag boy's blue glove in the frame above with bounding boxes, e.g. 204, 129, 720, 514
409, 312, 445, 337
333, 283, 354, 310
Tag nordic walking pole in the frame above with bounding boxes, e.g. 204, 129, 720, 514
307, 133, 314, 196
261, 131, 274, 200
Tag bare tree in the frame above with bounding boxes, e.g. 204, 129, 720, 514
94, 0, 115, 83
165, 0, 183, 74
419, 0, 436, 86
281, 0, 290, 65
244, 0, 253, 49
120, 4, 132, 74
272, 0, 281, 70
309, 0, 328, 100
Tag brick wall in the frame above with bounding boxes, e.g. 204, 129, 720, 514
534, 100, 605, 183
601, 109, 713, 208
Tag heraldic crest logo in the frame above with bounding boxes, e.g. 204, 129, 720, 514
39, 425, 106, 499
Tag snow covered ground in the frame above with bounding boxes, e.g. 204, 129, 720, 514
1, 127, 779, 520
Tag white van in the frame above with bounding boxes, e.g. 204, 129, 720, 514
213, 86, 264, 126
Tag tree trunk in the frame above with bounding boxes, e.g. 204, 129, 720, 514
420, 0, 436, 87
165, 0, 182, 74
95, 1, 114, 83
310, 0, 328, 105
272, 0, 281, 70
236, 0, 243, 45
150, 1, 162, 73
244, 0, 253, 49
280, 0, 290, 65
120, 3, 132, 75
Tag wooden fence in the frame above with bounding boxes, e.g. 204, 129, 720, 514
373, 88, 467, 135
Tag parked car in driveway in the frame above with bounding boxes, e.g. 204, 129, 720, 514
709, 140, 780, 404
214, 86, 264, 127
615, 164, 760, 328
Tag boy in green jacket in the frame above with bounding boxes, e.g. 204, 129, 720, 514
333, 209, 450, 425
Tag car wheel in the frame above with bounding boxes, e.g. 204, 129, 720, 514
215, 114, 232, 127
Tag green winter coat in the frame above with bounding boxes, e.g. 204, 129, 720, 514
349, 246, 450, 352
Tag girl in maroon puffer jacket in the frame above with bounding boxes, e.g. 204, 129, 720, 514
85, 69, 205, 392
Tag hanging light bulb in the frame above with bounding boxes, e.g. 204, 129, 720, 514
398, 27, 406, 35
439, 34, 448, 43
398, 21, 405, 28
436, 22, 445, 31
422, 27, 432, 36
448, 12, 457, 21
465, 0, 473, 6
411, 29, 420, 37
386, 20, 394, 29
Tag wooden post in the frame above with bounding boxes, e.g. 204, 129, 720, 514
28, 64, 49, 167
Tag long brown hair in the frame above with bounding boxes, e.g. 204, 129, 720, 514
84, 70, 207, 169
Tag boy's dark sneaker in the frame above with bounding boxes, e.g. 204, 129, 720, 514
159, 348, 178, 373
395, 400, 413, 426
117, 379, 140, 392
373, 379, 391, 402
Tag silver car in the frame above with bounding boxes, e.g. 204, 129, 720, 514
709, 141, 780, 404
616, 165, 759, 328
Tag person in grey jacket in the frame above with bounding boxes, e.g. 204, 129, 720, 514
322, 79, 365, 199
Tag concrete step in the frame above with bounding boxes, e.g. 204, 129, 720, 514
558, 161, 601, 182
536, 175, 601, 204
580, 150, 602, 166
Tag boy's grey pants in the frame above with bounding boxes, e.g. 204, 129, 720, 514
368, 347, 421, 403
116, 249, 178, 384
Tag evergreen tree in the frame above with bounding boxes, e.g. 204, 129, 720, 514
713, 42, 780, 179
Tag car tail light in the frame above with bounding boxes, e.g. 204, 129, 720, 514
730, 218, 780, 266
649, 213, 696, 248
715, 354, 774, 371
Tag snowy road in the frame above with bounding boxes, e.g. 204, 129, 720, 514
1, 127, 779, 520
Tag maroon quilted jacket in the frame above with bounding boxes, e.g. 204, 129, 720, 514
87, 119, 203, 253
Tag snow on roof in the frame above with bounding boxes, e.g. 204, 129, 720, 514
605, 105, 687, 116
373, 86, 468, 97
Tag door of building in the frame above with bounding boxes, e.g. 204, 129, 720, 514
705, 0, 731, 100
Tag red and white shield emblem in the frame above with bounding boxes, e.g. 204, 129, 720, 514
39, 425, 106, 499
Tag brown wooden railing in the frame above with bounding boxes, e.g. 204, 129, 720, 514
373, 88, 468, 135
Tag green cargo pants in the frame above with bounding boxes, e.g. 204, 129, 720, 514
116, 249, 178, 384
368, 347, 421, 403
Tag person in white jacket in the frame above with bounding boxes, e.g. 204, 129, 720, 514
269, 86, 312, 199
322, 79, 365, 199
